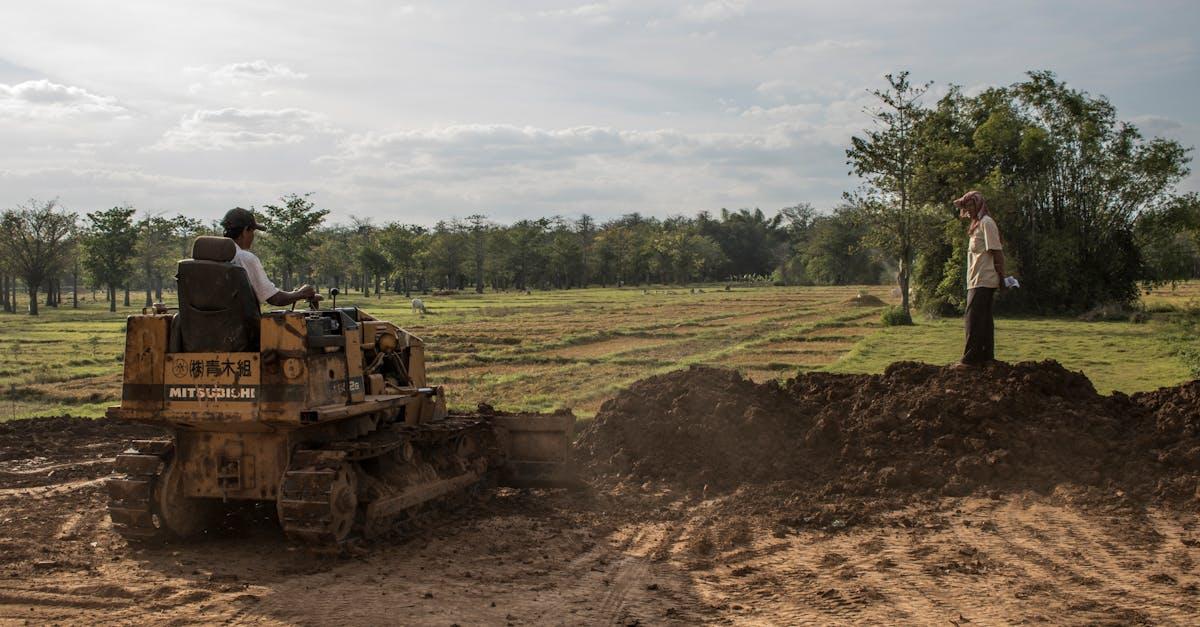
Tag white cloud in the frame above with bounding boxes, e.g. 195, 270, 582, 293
186, 60, 307, 94
538, 3, 612, 24
0, 79, 126, 119
210, 60, 307, 83
774, 39, 873, 56
151, 107, 335, 151
680, 0, 749, 22
740, 103, 822, 119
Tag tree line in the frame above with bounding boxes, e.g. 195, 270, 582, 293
1, 70, 1197, 317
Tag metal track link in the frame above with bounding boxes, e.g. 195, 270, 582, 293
277, 450, 355, 548
106, 439, 174, 543
278, 418, 497, 550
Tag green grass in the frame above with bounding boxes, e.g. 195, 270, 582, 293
0, 282, 1195, 421
829, 317, 1191, 394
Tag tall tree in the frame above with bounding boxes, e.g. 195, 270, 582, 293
379, 223, 427, 296
82, 206, 138, 313
258, 193, 330, 290
846, 72, 939, 319
0, 200, 76, 316
466, 214, 489, 294
135, 214, 199, 307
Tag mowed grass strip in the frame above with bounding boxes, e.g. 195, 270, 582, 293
0, 283, 1195, 420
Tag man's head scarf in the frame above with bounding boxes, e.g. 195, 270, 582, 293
954, 190, 989, 234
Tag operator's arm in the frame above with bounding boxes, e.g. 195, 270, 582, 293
267, 285, 318, 307
992, 250, 1006, 285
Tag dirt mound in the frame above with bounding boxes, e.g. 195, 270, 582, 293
576, 362, 1200, 514
844, 293, 886, 306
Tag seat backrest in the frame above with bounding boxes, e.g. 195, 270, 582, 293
172, 236, 261, 352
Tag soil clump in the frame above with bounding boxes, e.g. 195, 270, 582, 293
576, 361, 1200, 526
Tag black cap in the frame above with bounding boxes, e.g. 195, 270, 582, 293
221, 207, 264, 232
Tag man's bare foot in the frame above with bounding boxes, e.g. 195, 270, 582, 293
951, 361, 976, 369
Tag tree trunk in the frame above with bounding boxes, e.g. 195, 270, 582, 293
1, 276, 9, 313
374, 274, 381, 298
155, 276, 163, 302
124, 285, 130, 307
145, 280, 153, 307
109, 285, 117, 313
72, 270, 78, 309
899, 259, 911, 316
27, 282, 38, 316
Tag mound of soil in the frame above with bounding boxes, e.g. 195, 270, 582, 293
845, 293, 886, 306
576, 362, 1200, 513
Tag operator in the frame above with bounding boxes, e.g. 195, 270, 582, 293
220, 207, 321, 307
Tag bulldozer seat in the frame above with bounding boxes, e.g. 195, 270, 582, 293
171, 236, 261, 352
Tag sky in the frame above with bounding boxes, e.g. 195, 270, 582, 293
0, 0, 1197, 226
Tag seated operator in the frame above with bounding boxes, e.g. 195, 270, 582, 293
221, 207, 322, 307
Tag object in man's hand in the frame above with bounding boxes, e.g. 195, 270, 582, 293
1004, 276, 1020, 289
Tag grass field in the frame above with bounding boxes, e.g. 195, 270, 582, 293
0, 282, 1195, 421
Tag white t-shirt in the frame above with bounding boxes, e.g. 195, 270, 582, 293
231, 244, 279, 303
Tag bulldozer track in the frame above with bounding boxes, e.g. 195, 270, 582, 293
278, 417, 497, 550
105, 439, 174, 544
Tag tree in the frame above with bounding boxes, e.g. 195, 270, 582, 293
1136, 193, 1200, 286
0, 200, 76, 316
466, 214, 489, 293
908, 71, 1193, 313
379, 223, 427, 296
135, 214, 200, 307
82, 206, 137, 313
258, 193, 330, 290
311, 225, 356, 292
846, 72, 939, 319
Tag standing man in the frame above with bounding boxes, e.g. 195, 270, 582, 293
221, 207, 320, 307
954, 191, 1006, 366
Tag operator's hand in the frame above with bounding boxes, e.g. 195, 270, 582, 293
296, 284, 317, 300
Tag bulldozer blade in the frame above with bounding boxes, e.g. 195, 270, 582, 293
491, 414, 580, 489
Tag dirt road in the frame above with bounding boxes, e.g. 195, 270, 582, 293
1, 426, 1197, 626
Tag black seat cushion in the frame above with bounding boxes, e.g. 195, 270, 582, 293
174, 253, 261, 353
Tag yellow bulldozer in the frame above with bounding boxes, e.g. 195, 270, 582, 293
105, 236, 574, 548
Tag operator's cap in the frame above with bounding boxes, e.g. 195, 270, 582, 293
221, 207, 265, 232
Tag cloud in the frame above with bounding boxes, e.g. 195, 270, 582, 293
680, 0, 749, 22
210, 60, 307, 83
537, 3, 613, 24
321, 121, 846, 192
774, 39, 874, 56
0, 79, 126, 119
1131, 115, 1184, 136
740, 103, 823, 119
186, 60, 307, 94
151, 107, 335, 151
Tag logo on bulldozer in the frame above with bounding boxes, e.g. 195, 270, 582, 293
166, 385, 257, 401
164, 353, 260, 406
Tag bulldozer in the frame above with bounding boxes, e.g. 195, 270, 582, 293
104, 236, 574, 548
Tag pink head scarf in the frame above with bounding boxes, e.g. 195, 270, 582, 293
954, 190, 989, 234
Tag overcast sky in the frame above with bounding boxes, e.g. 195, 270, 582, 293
1, 0, 1196, 225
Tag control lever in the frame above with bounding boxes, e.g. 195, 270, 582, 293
330, 288, 339, 309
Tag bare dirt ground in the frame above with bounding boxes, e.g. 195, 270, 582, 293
3, 359, 1200, 626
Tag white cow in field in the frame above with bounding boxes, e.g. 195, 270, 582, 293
411, 298, 427, 315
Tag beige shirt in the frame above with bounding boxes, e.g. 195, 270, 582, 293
967, 215, 1002, 289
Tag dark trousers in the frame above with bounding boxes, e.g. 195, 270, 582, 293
962, 287, 995, 364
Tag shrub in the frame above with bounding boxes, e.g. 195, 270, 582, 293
1078, 302, 1132, 322
919, 296, 959, 319
881, 306, 913, 327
